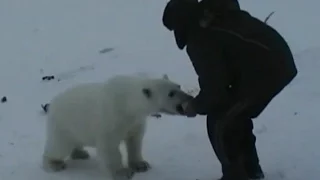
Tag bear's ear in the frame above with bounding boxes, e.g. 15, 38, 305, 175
142, 88, 152, 98
162, 74, 169, 80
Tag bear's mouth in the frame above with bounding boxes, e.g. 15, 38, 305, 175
176, 104, 184, 115
158, 104, 185, 116
159, 108, 178, 115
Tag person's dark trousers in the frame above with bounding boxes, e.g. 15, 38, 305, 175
240, 118, 264, 179
207, 114, 264, 180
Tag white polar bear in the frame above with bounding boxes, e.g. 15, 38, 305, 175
42, 74, 193, 180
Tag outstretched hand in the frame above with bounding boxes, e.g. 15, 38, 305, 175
181, 101, 197, 118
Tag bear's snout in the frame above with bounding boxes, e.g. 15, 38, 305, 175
175, 92, 194, 115
180, 91, 194, 102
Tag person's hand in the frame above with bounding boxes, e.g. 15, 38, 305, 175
181, 101, 197, 117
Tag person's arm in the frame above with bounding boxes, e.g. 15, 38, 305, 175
186, 36, 232, 116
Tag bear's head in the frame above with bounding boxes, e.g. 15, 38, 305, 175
141, 74, 194, 115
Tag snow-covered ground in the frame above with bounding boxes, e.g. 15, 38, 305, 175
0, 0, 319, 180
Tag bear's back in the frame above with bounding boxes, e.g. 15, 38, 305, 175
48, 83, 104, 125
102, 75, 157, 116
50, 83, 104, 108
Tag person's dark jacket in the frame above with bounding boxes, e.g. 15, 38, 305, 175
163, 0, 298, 118
201, 0, 240, 11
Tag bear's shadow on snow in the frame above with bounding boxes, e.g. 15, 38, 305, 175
53, 146, 129, 179
58, 157, 106, 179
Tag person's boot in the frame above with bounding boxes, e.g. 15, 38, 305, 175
218, 160, 249, 180
246, 164, 265, 180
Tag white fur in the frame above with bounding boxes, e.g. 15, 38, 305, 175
42, 74, 187, 180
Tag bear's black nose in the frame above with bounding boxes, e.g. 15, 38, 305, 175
176, 104, 184, 115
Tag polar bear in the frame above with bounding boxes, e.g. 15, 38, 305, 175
42, 74, 193, 180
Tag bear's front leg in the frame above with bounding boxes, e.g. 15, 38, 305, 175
126, 122, 151, 173
97, 137, 134, 180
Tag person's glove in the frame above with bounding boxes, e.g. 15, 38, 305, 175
181, 101, 197, 117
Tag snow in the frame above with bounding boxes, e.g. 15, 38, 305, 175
0, 0, 319, 180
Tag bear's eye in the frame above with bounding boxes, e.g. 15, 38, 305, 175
168, 90, 176, 98
142, 88, 152, 98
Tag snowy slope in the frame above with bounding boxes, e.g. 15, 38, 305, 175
0, 0, 319, 180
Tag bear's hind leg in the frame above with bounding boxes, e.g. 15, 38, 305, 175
126, 122, 151, 173
70, 147, 90, 160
